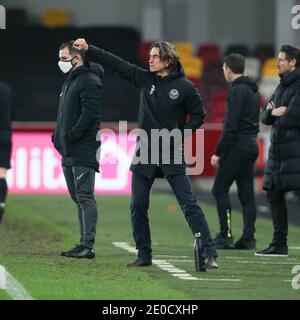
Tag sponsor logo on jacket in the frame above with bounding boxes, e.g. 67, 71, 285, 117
149, 85, 155, 95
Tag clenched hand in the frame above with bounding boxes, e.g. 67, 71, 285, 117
73, 38, 89, 52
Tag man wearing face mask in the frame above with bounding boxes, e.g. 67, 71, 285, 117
52, 40, 104, 259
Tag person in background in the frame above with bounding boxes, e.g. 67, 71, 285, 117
211, 53, 260, 250
256, 45, 300, 257
0, 81, 13, 224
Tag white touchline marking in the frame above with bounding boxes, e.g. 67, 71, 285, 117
223, 256, 254, 259
157, 254, 300, 262
154, 255, 190, 258
194, 278, 241, 282
237, 261, 296, 265
0, 265, 33, 300
167, 259, 193, 262
112, 242, 241, 282
168, 259, 300, 265
113, 242, 136, 253
224, 256, 299, 261
290, 247, 300, 250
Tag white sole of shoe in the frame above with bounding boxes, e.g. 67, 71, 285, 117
254, 253, 288, 257
206, 265, 219, 269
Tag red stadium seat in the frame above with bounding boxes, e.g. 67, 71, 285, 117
188, 76, 200, 90
202, 60, 224, 81
201, 60, 227, 110
208, 90, 227, 123
138, 41, 152, 67
196, 44, 221, 66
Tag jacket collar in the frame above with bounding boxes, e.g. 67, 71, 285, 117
280, 68, 300, 86
155, 62, 185, 81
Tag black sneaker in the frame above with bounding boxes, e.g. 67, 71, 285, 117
0, 205, 4, 224
127, 258, 152, 267
61, 245, 95, 259
234, 238, 256, 250
214, 233, 234, 249
255, 244, 288, 257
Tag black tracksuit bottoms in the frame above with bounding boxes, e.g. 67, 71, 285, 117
212, 150, 257, 240
266, 190, 288, 247
130, 171, 217, 260
63, 166, 98, 249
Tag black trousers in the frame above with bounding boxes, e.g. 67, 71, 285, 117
0, 137, 12, 169
212, 150, 257, 240
130, 171, 217, 259
266, 190, 288, 246
63, 166, 98, 249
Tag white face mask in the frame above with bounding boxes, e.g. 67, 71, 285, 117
58, 58, 75, 74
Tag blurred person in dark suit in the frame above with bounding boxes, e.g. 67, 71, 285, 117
0, 81, 13, 224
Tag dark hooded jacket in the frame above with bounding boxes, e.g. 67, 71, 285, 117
261, 68, 300, 191
215, 76, 260, 157
53, 62, 103, 171
87, 45, 205, 177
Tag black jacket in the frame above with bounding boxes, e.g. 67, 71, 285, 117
261, 68, 300, 191
215, 76, 260, 157
53, 62, 103, 171
87, 45, 205, 177
0, 81, 12, 145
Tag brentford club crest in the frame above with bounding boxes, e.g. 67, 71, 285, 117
169, 89, 179, 100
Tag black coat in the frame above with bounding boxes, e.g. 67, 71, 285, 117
87, 45, 205, 177
261, 68, 300, 191
215, 76, 260, 157
53, 62, 103, 171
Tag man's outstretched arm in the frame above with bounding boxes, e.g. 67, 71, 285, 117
73, 38, 149, 88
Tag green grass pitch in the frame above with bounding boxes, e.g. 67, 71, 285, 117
0, 193, 299, 300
